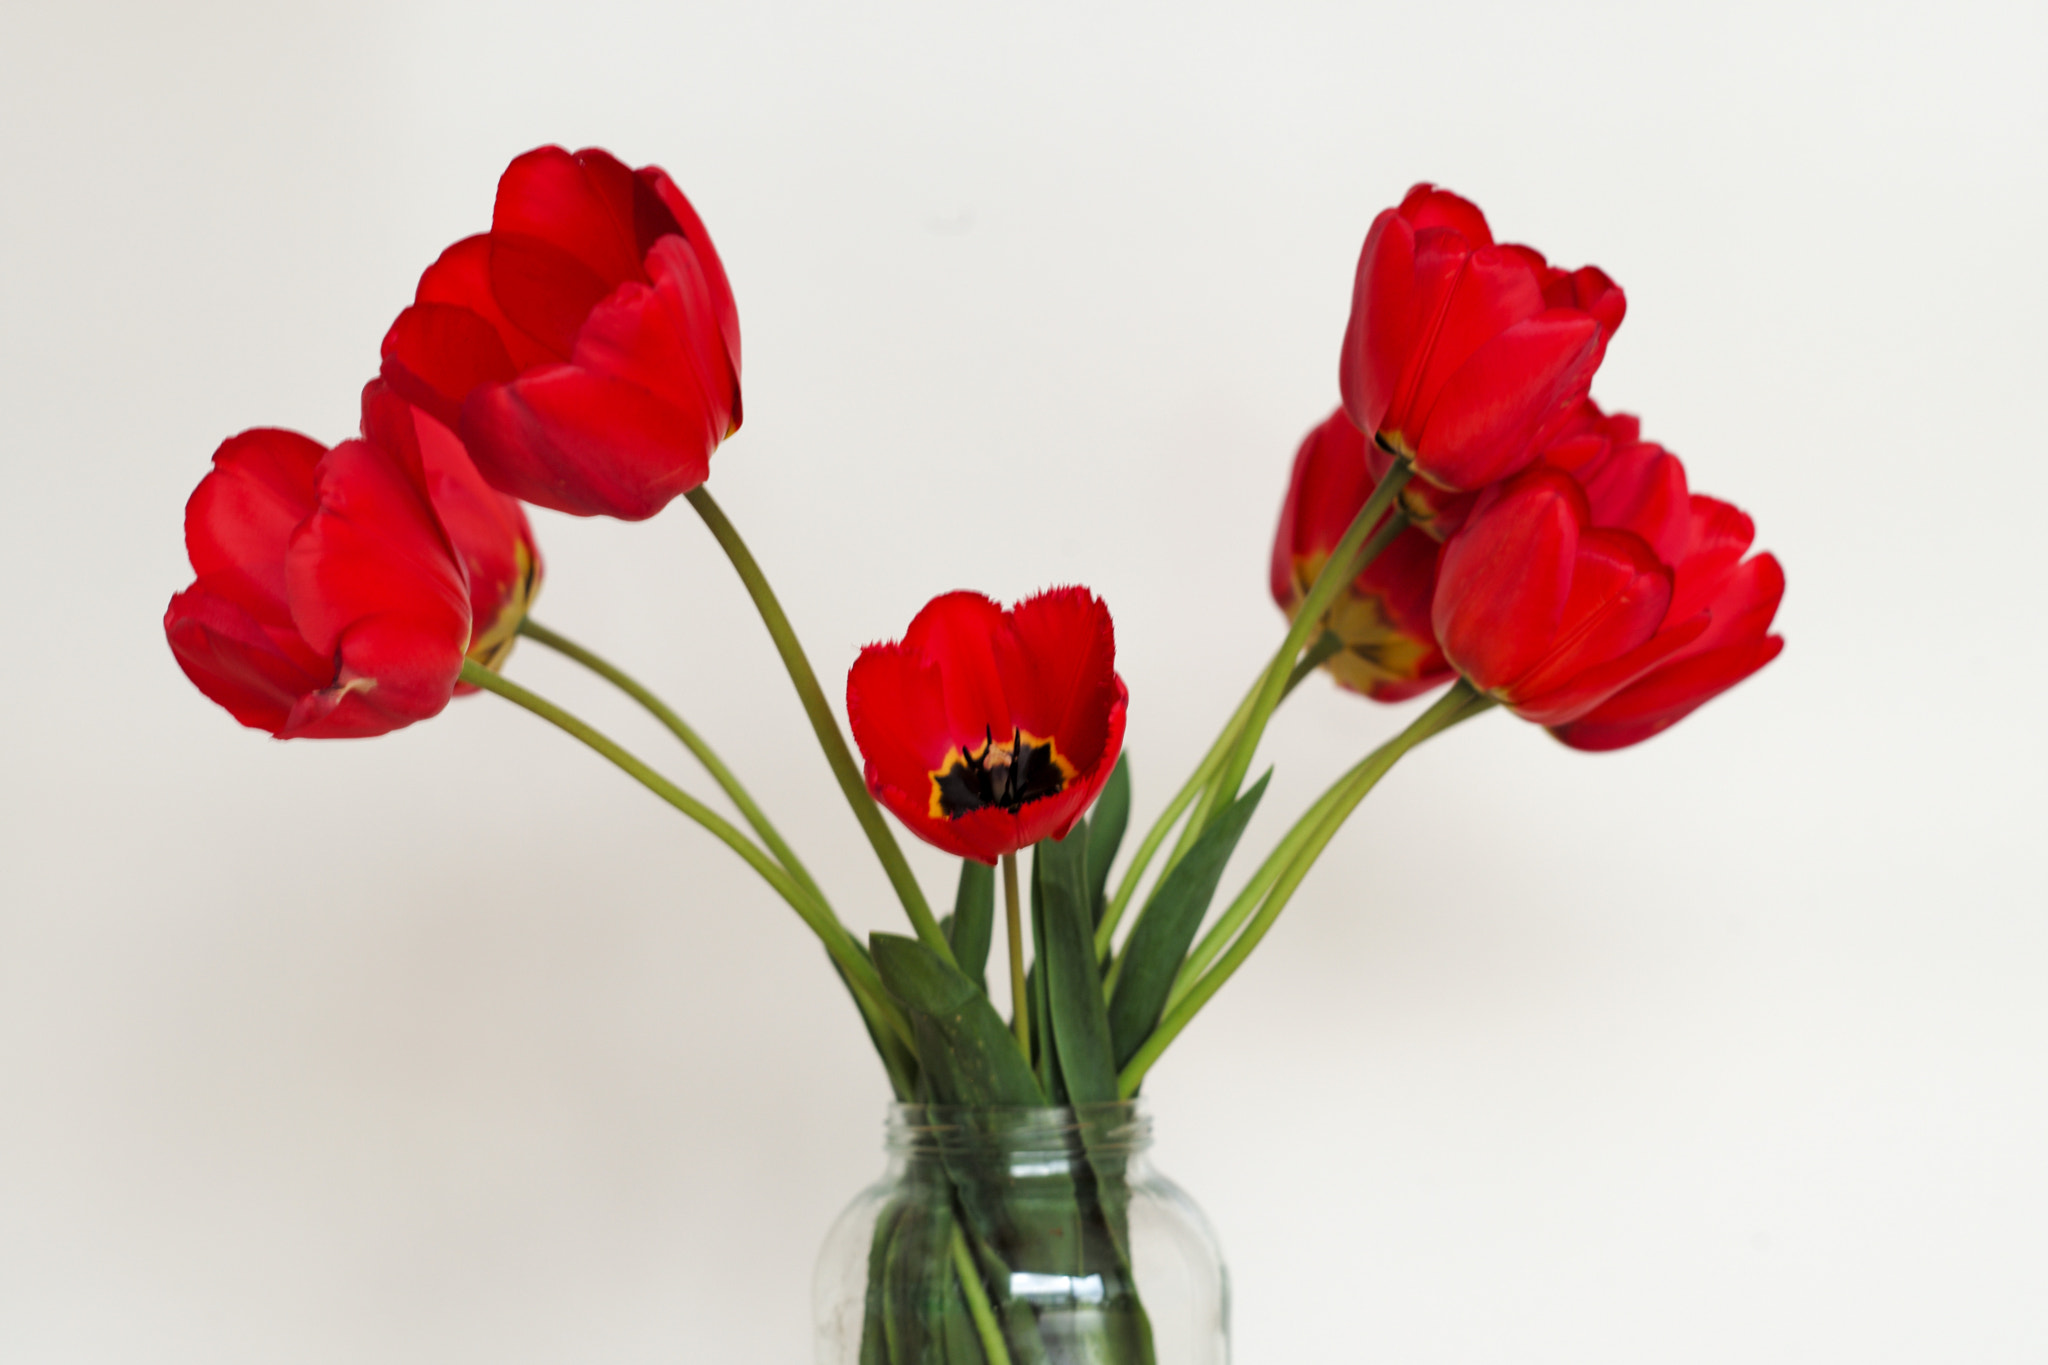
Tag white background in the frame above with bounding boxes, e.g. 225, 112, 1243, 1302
3, 1, 2044, 1360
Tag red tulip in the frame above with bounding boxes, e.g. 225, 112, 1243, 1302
1270, 409, 1454, 701
166, 424, 472, 739
847, 589, 1129, 864
359, 380, 544, 686
1432, 417, 1782, 740
1339, 184, 1625, 498
166, 383, 545, 737
381, 144, 741, 521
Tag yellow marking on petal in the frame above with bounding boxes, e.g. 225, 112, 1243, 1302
465, 540, 542, 676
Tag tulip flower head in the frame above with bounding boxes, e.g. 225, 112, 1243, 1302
1340, 184, 1625, 501
381, 144, 741, 521
165, 420, 474, 739
1271, 410, 1454, 701
1431, 413, 1782, 743
166, 380, 547, 736
847, 589, 1129, 864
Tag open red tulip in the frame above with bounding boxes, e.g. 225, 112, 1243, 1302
847, 589, 1128, 864
1271, 409, 1453, 701
381, 144, 741, 521
1340, 183, 1624, 499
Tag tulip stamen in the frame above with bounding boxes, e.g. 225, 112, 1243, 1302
931, 725, 1071, 819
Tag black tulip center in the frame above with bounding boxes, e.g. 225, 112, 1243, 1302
934, 727, 1066, 818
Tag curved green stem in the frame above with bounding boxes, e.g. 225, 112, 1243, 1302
1097, 615, 1362, 981
949, 1224, 1014, 1365
686, 488, 954, 969
1002, 852, 1030, 1058
517, 618, 827, 909
1118, 680, 1491, 1097
460, 659, 914, 1052
1281, 630, 1345, 700
1193, 469, 1412, 838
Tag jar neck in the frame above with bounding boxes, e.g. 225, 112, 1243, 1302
884, 1102, 1153, 1164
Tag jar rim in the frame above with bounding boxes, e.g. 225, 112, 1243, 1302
883, 1100, 1152, 1155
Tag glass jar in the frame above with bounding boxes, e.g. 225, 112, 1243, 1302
814, 1102, 1228, 1364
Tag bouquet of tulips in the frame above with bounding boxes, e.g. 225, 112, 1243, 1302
165, 147, 1784, 1362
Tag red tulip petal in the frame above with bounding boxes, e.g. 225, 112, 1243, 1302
1411, 310, 1601, 490
898, 592, 1017, 749
636, 166, 742, 380
1510, 608, 1709, 726
1668, 496, 1757, 623
486, 231, 618, 362
361, 380, 541, 668
1399, 183, 1494, 247
1581, 441, 1691, 566
1506, 526, 1672, 702
1690, 551, 1785, 655
1340, 208, 1417, 439
184, 429, 325, 623
572, 235, 737, 438
1434, 470, 1580, 690
284, 438, 470, 685
1550, 634, 1785, 750
409, 234, 558, 371
1014, 682, 1127, 846
379, 302, 520, 433
1544, 264, 1627, 341
1403, 244, 1548, 433
849, 642, 956, 781
492, 145, 645, 294
1000, 587, 1119, 773
278, 609, 455, 740
164, 582, 330, 734
460, 364, 716, 520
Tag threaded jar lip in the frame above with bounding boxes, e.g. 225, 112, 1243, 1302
883, 1101, 1153, 1157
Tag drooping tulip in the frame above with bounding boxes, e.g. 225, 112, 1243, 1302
1270, 409, 1453, 701
165, 424, 473, 739
1340, 184, 1625, 500
381, 144, 741, 521
847, 589, 1128, 864
1431, 417, 1781, 741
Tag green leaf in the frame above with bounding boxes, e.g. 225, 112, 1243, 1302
1084, 754, 1132, 928
872, 935, 1043, 1108
835, 941, 920, 1101
1037, 826, 1119, 1106
948, 860, 995, 996
1108, 770, 1272, 1074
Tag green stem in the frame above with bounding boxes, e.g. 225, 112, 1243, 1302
1118, 680, 1491, 1097
685, 488, 954, 968
516, 618, 827, 909
1194, 468, 1412, 837
459, 659, 914, 1053
1098, 617, 1358, 990
949, 1223, 1013, 1365
1281, 630, 1345, 700
1003, 852, 1030, 1059
1092, 672, 1263, 962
